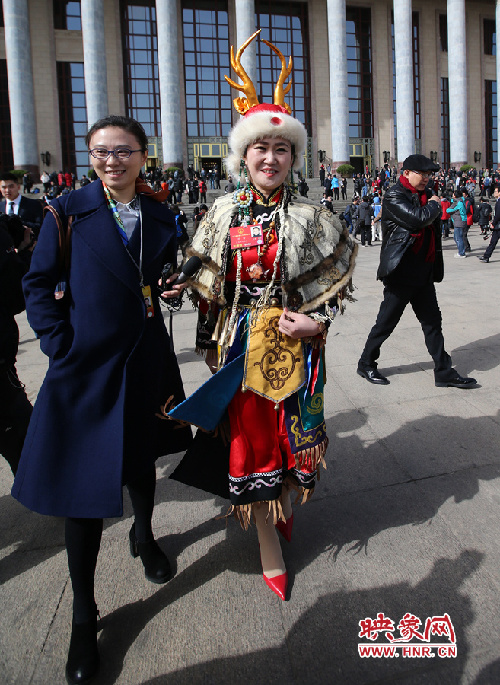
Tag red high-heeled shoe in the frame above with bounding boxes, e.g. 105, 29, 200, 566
275, 513, 294, 543
263, 571, 288, 601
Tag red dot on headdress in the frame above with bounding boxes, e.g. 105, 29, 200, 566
270, 117, 282, 126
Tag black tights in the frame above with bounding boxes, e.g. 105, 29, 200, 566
65, 467, 156, 624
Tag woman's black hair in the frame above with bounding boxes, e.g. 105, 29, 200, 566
85, 115, 148, 150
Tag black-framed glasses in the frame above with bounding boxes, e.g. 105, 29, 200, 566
89, 147, 146, 160
412, 170, 433, 178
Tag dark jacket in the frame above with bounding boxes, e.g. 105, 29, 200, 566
491, 197, 500, 229
478, 201, 492, 224
377, 180, 442, 284
0, 224, 27, 369
0, 196, 44, 237
357, 200, 372, 225
12, 180, 191, 518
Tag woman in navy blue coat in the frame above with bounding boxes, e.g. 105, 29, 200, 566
11, 116, 191, 684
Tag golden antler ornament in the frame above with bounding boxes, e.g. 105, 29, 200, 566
225, 31, 293, 115
225, 30, 261, 114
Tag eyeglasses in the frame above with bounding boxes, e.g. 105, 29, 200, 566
412, 171, 433, 178
89, 147, 145, 160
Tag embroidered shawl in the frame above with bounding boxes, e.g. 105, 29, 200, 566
185, 194, 357, 313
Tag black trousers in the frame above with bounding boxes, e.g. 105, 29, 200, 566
360, 225, 371, 245
359, 281, 452, 378
0, 366, 32, 475
484, 229, 500, 258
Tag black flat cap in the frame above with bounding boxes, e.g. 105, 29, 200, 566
402, 154, 440, 172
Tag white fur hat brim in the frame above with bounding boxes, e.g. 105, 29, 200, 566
225, 110, 307, 179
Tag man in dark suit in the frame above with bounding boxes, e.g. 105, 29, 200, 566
0, 172, 44, 238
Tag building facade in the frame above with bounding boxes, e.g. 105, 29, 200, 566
0, 0, 498, 178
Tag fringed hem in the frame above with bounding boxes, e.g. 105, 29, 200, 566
219, 497, 287, 531
295, 437, 329, 473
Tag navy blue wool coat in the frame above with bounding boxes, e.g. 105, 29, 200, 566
12, 180, 191, 518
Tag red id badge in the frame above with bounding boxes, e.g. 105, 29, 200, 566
230, 223, 263, 249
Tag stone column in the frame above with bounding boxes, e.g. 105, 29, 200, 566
447, 0, 467, 167
235, 0, 257, 87
3, 0, 39, 173
327, 0, 349, 170
393, 0, 414, 164
156, 0, 183, 167
81, 0, 109, 126
496, 0, 500, 154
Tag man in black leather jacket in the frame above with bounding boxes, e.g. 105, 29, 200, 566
357, 154, 477, 388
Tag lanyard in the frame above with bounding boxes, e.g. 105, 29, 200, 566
103, 183, 144, 287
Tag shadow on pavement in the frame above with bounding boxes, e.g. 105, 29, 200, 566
97, 550, 482, 685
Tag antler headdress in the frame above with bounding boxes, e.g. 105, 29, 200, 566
225, 30, 292, 115
224, 31, 307, 178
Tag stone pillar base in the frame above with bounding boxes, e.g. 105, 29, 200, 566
451, 162, 468, 170
163, 161, 183, 170
14, 164, 39, 176
330, 161, 350, 174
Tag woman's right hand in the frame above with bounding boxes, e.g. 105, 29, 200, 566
159, 274, 188, 299
205, 348, 218, 374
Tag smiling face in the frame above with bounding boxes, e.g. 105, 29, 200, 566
88, 126, 147, 203
244, 137, 293, 196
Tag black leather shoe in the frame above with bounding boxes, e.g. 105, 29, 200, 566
435, 374, 477, 388
478, 256, 489, 262
357, 365, 390, 385
129, 524, 171, 584
65, 614, 99, 685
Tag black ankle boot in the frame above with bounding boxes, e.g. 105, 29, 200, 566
65, 613, 99, 684
129, 524, 171, 584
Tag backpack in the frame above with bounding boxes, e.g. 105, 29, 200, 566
472, 204, 480, 224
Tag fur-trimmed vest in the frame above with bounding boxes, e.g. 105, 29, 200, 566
185, 194, 357, 313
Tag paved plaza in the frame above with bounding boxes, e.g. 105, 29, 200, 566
1, 217, 499, 684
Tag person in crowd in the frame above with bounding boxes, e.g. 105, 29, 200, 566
319, 163, 325, 186
40, 170, 50, 193
199, 178, 207, 203
320, 192, 333, 211
479, 186, 500, 263
357, 194, 372, 246
168, 32, 356, 603
446, 189, 468, 258
357, 154, 476, 388
477, 195, 492, 237
11, 115, 192, 684
0, 214, 33, 476
331, 174, 340, 200
0, 172, 44, 239
440, 194, 451, 239
298, 175, 309, 197
341, 176, 348, 201
371, 195, 382, 242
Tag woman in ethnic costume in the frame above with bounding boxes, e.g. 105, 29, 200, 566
170, 33, 357, 601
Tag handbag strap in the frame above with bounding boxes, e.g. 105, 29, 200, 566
43, 204, 73, 274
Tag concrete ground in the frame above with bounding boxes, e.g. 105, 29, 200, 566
1, 198, 500, 684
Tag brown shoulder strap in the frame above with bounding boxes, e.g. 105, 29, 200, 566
43, 205, 72, 274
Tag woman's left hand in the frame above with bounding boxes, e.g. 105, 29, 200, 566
278, 307, 322, 339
